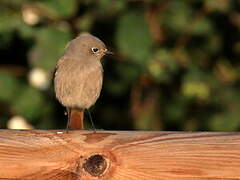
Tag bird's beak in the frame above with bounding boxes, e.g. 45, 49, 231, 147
104, 49, 114, 55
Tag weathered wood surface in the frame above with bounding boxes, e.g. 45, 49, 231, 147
0, 130, 239, 180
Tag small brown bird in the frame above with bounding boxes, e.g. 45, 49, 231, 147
54, 33, 112, 130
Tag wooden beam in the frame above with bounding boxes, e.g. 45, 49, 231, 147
0, 130, 239, 179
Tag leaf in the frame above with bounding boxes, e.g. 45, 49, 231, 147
148, 49, 179, 83
105, 62, 140, 96
98, 0, 126, 16
12, 86, 45, 120
116, 11, 153, 64
0, 12, 21, 33
29, 27, 71, 71
204, 0, 231, 12
191, 18, 213, 36
182, 81, 210, 100
37, 0, 77, 18
209, 112, 240, 131
164, 96, 187, 123
161, 1, 192, 34
0, 72, 22, 103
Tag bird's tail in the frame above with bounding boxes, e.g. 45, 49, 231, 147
67, 108, 84, 130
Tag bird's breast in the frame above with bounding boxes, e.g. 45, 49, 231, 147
54, 59, 103, 109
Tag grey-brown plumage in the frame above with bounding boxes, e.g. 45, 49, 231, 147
54, 33, 111, 130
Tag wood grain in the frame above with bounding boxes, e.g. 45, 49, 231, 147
0, 130, 239, 180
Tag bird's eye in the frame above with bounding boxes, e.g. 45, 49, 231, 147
91, 47, 99, 53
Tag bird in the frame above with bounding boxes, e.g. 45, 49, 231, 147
54, 33, 112, 130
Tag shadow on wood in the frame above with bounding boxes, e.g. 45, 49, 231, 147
0, 130, 239, 179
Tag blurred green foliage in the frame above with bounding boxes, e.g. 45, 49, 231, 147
0, 0, 240, 131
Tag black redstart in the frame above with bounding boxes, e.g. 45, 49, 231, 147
54, 33, 112, 130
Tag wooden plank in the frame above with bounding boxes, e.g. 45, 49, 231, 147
0, 130, 239, 180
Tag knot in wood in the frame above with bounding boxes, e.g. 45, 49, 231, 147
83, 154, 107, 177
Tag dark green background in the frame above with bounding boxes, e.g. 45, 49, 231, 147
0, 0, 240, 131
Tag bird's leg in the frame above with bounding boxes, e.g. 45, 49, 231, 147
86, 109, 96, 133
66, 107, 71, 133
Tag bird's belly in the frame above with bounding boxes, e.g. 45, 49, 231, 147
55, 65, 103, 109
77, 71, 103, 108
